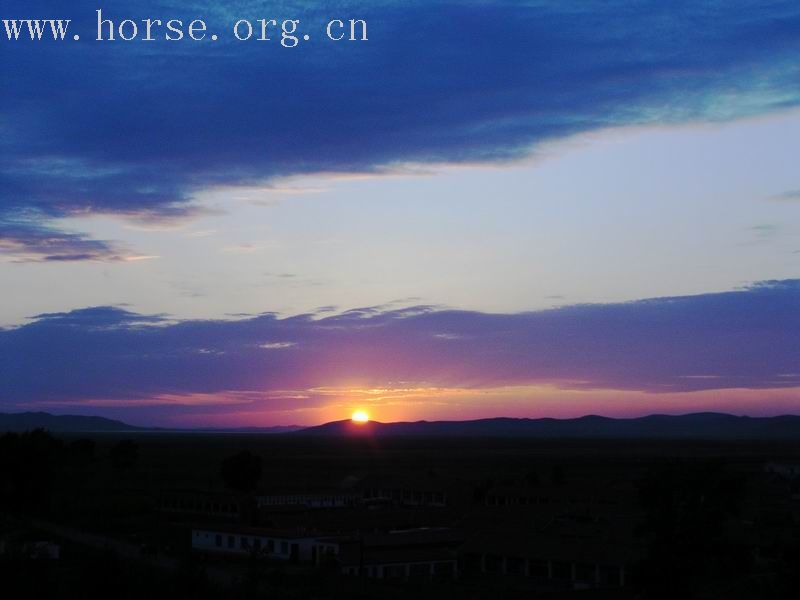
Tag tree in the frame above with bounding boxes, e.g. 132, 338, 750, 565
220, 450, 262, 492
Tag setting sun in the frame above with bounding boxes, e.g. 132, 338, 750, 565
351, 410, 370, 423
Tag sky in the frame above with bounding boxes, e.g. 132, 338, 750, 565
1, 1, 799, 426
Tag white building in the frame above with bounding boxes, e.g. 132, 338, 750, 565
191, 526, 337, 564
191, 525, 462, 580
256, 492, 359, 509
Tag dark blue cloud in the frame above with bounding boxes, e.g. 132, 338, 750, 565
2, 1, 800, 257
27, 306, 168, 328
1, 280, 797, 413
0, 220, 124, 261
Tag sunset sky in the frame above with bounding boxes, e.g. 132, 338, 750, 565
2, 1, 799, 426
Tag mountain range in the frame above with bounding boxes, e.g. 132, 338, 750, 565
0, 412, 142, 433
2, 411, 799, 439
0, 412, 300, 434
295, 413, 800, 440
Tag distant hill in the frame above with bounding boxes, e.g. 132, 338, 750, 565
0, 411, 142, 433
4, 411, 799, 439
296, 413, 800, 440
0, 412, 303, 434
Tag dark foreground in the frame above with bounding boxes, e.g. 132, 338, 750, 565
2, 432, 799, 599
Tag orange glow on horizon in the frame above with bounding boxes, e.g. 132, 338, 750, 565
351, 410, 370, 423
40, 385, 800, 428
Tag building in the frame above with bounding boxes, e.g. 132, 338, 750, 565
358, 473, 472, 509
257, 491, 360, 509
337, 528, 462, 581
459, 511, 641, 590
190, 524, 462, 580
158, 489, 253, 522
191, 525, 337, 564
765, 462, 800, 480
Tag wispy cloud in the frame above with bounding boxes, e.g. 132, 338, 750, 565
768, 189, 800, 202
746, 223, 780, 244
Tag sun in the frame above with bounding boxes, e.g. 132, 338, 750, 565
351, 410, 370, 424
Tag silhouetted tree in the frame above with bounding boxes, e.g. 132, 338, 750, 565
110, 439, 139, 471
220, 450, 262, 492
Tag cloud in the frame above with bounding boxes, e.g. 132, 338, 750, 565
26, 306, 169, 328
1, 280, 798, 416
0, 219, 128, 262
746, 223, 780, 243
3, 1, 800, 255
769, 189, 800, 202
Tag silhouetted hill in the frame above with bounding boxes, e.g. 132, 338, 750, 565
296, 413, 800, 440
0, 412, 304, 434
0, 411, 142, 433
5, 411, 798, 439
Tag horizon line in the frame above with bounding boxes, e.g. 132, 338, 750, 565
3, 409, 800, 432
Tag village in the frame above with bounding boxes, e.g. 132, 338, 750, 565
3, 430, 799, 598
